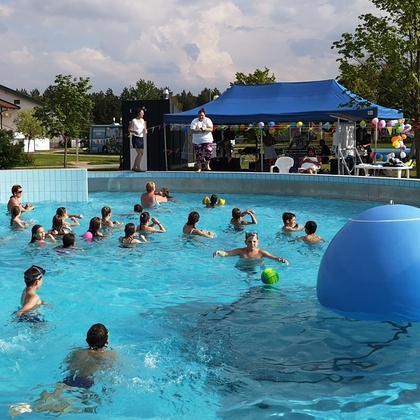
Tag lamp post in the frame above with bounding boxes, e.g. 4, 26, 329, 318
163, 89, 169, 100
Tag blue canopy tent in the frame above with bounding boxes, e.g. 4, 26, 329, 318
164, 79, 402, 124
163, 79, 403, 171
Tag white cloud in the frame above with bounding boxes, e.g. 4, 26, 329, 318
0, 0, 379, 94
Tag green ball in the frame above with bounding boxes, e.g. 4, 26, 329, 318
261, 268, 279, 285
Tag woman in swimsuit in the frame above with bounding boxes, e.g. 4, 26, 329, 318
137, 211, 166, 235
182, 211, 214, 238
141, 182, 167, 208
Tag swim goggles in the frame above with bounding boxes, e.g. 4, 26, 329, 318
24, 265, 46, 281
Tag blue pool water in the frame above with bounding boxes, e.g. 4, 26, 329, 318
1, 192, 420, 419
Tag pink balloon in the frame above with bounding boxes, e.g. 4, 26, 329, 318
83, 231, 93, 241
378, 120, 386, 129
372, 118, 379, 125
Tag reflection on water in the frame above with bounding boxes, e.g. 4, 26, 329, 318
157, 286, 420, 418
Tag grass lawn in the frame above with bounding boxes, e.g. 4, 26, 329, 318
24, 149, 120, 168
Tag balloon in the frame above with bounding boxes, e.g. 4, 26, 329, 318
399, 124, 405, 133
392, 140, 400, 148
403, 124, 412, 133
370, 152, 376, 160
401, 134, 407, 140
268, 121, 275, 127
395, 126, 401, 133
400, 144, 407, 151
386, 120, 393, 127
376, 153, 383, 161
378, 120, 386, 129
372, 118, 379, 125
296, 121, 303, 128
400, 151, 407, 159
258, 122, 265, 127
233, 125, 239, 132
360, 120, 367, 128
399, 141, 405, 148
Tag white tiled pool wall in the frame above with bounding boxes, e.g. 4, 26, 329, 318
1, 169, 419, 206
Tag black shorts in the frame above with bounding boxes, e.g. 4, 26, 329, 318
132, 135, 144, 149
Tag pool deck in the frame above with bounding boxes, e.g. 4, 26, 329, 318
88, 170, 420, 207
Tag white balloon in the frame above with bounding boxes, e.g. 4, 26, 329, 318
400, 151, 406, 159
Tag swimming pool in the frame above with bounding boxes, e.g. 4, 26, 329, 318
1, 192, 419, 419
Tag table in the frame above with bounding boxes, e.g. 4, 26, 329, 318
354, 163, 413, 178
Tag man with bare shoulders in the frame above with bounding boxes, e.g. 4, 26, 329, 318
213, 231, 289, 264
7, 184, 34, 213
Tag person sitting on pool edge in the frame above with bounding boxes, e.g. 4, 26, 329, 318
296, 221, 325, 244
213, 231, 289, 264
230, 208, 257, 230
17, 265, 46, 317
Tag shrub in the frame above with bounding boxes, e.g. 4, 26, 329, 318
0, 129, 28, 169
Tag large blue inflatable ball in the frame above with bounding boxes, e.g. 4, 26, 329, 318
317, 204, 420, 322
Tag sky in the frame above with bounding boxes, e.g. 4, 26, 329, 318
0, 0, 379, 96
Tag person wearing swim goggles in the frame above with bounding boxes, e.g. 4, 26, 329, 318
17, 265, 46, 317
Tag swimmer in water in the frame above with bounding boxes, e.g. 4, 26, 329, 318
17, 265, 46, 317
213, 231, 289, 264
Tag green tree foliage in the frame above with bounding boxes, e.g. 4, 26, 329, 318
35, 75, 93, 167
121, 79, 162, 100
0, 129, 30, 169
230, 67, 276, 86
14, 108, 44, 153
174, 90, 197, 111
197, 87, 221, 106
91, 89, 121, 125
332, 1, 420, 176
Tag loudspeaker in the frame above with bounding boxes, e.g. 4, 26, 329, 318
210, 157, 241, 171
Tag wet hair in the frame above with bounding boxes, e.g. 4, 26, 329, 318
23, 265, 45, 287
186, 211, 200, 226
282, 212, 296, 224
11, 184, 23, 195
88, 217, 102, 235
10, 206, 21, 225
62, 233, 76, 248
124, 222, 136, 237
304, 221, 317, 234
101, 206, 112, 218
145, 182, 155, 193
56, 207, 67, 217
86, 323, 109, 350
210, 194, 218, 205
140, 211, 150, 226
30, 224, 43, 244
133, 204, 143, 213
160, 188, 171, 198
232, 207, 242, 220
52, 214, 64, 231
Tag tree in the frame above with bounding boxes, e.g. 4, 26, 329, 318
91, 89, 121, 125
35, 75, 93, 167
332, 1, 420, 176
14, 108, 44, 153
174, 90, 197, 111
197, 87, 221, 106
0, 129, 29, 169
230, 67, 276, 86
121, 79, 162, 100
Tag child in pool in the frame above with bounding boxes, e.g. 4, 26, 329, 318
29, 224, 57, 246
281, 212, 303, 232
119, 223, 147, 247
50, 207, 81, 236
101, 206, 122, 228
183, 211, 214, 238
296, 221, 325, 244
137, 211, 166, 234
84, 217, 103, 238
10, 206, 29, 229
54, 233, 83, 252
213, 231, 289, 264
230, 208, 257, 230
17, 265, 46, 317
8, 324, 117, 417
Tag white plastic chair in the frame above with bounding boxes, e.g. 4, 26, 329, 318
270, 156, 294, 173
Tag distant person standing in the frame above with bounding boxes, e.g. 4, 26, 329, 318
128, 107, 147, 172
190, 108, 214, 173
